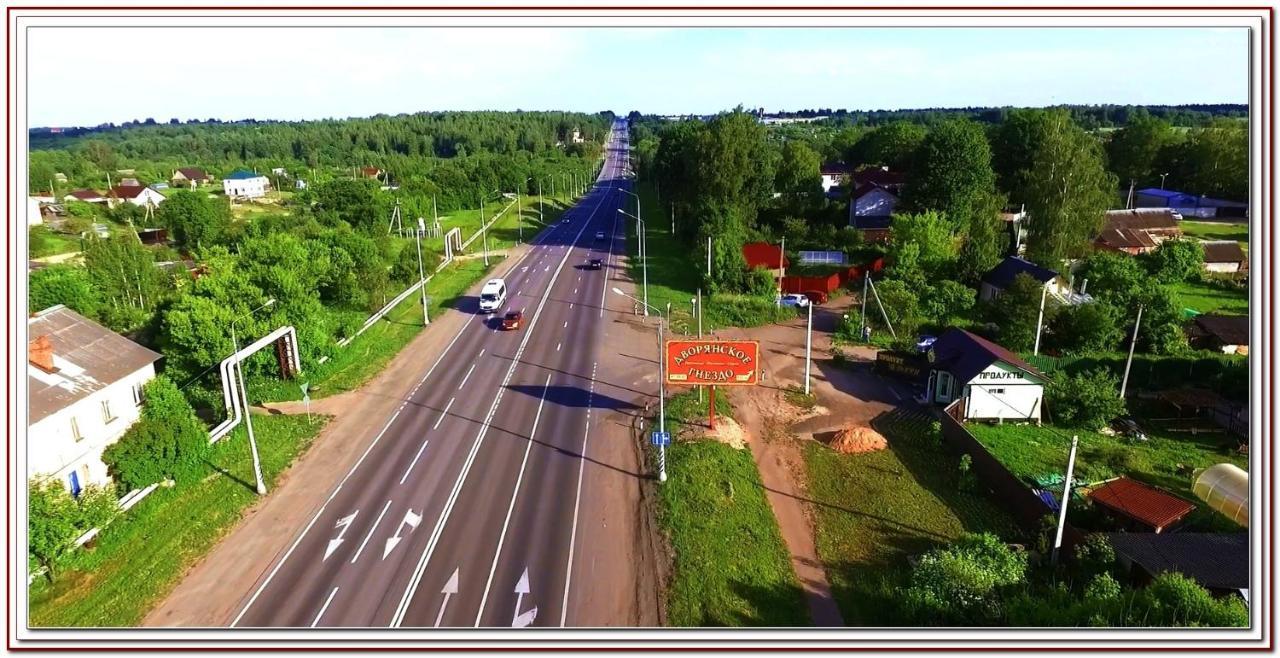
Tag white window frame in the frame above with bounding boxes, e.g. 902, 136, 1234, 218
70, 416, 83, 442
101, 399, 116, 424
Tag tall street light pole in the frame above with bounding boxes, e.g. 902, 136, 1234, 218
415, 219, 429, 325
230, 298, 276, 496
613, 287, 667, 483
537, 179, 544, 227
517, 177, 532, 245
618, 207, 648, 316
804, 300, 813, 395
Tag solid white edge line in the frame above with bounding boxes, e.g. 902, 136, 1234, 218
350, 499, 393, 564
389, 160, 616, 627
560, 361, 599, 627
310, 587, 339, 627
473, 372, 553, 626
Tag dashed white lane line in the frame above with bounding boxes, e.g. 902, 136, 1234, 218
458, 363, 478, 390
311, 587, 339, 627
563, 321, 568, 328
400, 438, 431, 485
351, 500, 393, 564
434, 397, 455, 430
557, 342, 562, 352
545, 265, 551, 272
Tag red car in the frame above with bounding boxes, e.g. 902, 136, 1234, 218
501, 310, 524, 330
802, 290, 829, 305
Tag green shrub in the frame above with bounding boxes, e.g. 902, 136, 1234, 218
102, 376, 210, 489
1084, 572, 1121, 602
1130, 572, 1249, 627
1046, 369, 1128, 430
28, 479, 117, 582
904, 532, 1027, 624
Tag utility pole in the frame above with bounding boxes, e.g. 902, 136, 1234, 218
537, 179, 544, 226
1126, 179, 1136, 209
804, 301, 813, 395
1051, 436, 1080, 566
1120, 304, 1143, 399
416, 218, 429, 326
670, 203, 675, 235
706, 236, 712, 279
1033, 284, 1048, 356
866, 275, 897, 340
480, 195, 490, 267
860, 272, 870, 340
776, 237, 786, 306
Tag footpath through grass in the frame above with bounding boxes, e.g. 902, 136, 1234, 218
624, 182, 797, 333
656, 391, 808, 627
28, 414, 328, 627
805, 409, 1018, 626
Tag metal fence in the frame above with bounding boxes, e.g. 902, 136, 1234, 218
798, 250, 845, 266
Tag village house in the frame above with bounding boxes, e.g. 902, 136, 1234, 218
978, 256, 1064, 303
1202, 240, 1248, 273
171, 167, 211, 188
223, 169, 271, 199
819, 163, 851, 194
27, 306, 161, 494
847, 184, 899, 243
107, 184, 166, 208
741, 242, 789, 275
27, 197, 42, 226
1185, 314, 1249, 355
1093, 208, 1183, 255
64, 189, 107, 204
925, 328, 1047, 422
360, 166, 383, 180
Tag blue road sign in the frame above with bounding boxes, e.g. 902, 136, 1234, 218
651, 431, 671, 447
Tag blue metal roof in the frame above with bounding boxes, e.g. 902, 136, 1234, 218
1136, 188, 1186, 199
224, 169, 261, 180
981, 256, 1058, 290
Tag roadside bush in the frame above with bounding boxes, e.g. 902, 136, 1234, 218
28, 479, 117, 582
102, 376, 210, 489
704, 294, 794, 329
904, 532, 1027, 624
745, 266, 778, 299
1046, 369, 1128, 430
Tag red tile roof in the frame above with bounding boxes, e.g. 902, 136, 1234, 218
1089, 477, 1197, 531
742, 242, 788, 270
109, 184, 148, 199
1102, 208, 1181, 232
1095, 227, 1158, 251
66, 189, 104, 201
852, 167, 906, 189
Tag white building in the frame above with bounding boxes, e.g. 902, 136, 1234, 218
223, 169, 270, 199
107, 184, 166, 209
926, 329, 1046, 423
27, 306, 161, 494
820, 165, 850, 193
27, 197, 42, 226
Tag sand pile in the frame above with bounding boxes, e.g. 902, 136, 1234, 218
705, 417, 748, 450
828, 426, 887, 454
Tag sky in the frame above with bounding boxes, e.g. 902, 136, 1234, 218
27, 26, 1249, 127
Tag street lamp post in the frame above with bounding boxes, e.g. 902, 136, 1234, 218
230, 298, 276, 496
518, 177, 532, 245
415, 219, 429, 326
1160, 172, 1170, 190
613, 287, 667, 483
618, 207, 648, 316
537, 179, 544, 228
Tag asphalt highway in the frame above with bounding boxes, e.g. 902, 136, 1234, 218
231, 120, 639, 628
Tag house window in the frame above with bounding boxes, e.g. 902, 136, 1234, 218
70, 416, 83, 442
101, 399, 116, 424
132, 382, 144, 407
990, 388, 1006, 395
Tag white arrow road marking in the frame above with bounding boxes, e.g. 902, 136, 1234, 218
324, 512, 359, 561
434, 568, 460, 628
350, 499, 392, 564
383, 508, 422, 559
311, 587, 339, 627
521, 266, 528, 272
475, 374, 551, 625
544, 265, 550, 272
512, 568, 537, 627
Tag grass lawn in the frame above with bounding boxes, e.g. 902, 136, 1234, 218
967, 409, 1247, 531
1181, 221, 1250, 247
804, 408, 1019, 626
657, 391, 808, 627
29, 226, 81, 258
28, 414, 329, 627
624, 182, 798, 333
256, 257, 496, 402
1169, 279, 1250, 315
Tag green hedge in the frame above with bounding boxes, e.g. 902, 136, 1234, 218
1024, 352, 1247, 400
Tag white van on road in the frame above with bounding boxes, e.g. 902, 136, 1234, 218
479, 278, 507, 313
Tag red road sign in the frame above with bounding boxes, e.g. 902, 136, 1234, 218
665, 340, 759, 386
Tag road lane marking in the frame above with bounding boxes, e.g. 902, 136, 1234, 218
350, 499, 393, 564
383, 508, 423, 559
556, 343, 561, 352
230, 310, 474, 627
560, 360, 598, 626
435, 568, 460, 628
475, 373, 552, 625
434, 398, 455, 430
311, 587, 339, 627
324, 512, 358, 561
458, 363, 478, 390
563, 321, 568, 328
400, 439, 431, 485
391, 160, 616, 628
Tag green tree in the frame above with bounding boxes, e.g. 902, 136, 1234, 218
1047, 368, 1127, 429
1078, 250, 1148, 306
904, 533, 1027, 625
1050, 301, 1122, 353
102, 376, 211, 489
1106, 109, 1176, 188
81, 234, 170, 331
1166, 119, 1247, 201
988, 273, 1054, 352
921, 280, 976, 323
888, 210, 959, 280
850, 121, 926, 170
774, 140, 822, 198
868, 278, 922, 339
989, 108, 1055, 201
1022, 111, 1118, 266
1145, 238, 1204, 283
155, 189, 232, 252
28, 264, 101, 318
902, 119, 998, 227
28, 479, 117, 582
